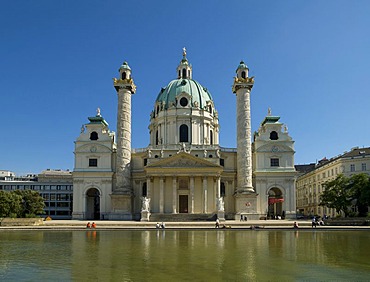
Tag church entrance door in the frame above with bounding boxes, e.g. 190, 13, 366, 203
267, 187, 284, 219
179, 195, 188, 213
86, 188, 100, 220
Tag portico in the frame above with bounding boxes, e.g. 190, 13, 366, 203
141, 153, 223, 215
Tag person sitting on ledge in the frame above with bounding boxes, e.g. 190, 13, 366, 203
293, 222, 299, 229
92, 222, 96, 228
86, 222, 91, 229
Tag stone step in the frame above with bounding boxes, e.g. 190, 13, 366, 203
149, 213, 217, 222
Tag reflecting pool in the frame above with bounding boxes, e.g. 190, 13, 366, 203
0, 230, 369, 281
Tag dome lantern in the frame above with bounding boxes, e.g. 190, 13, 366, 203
177, 47, 192, 79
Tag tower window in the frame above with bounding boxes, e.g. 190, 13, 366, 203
178, 70, 181, 78
182, 68, 187, 78
155, 130, 159, 145
270, 158, 279, 167
210, 130, 213, 145
180, 97, 188, 107
90, 131, 98, 140
121, 72, 127, 80
89, 158, 98, 167
179, 124, 189, 142
270, 131, 279, 140
220, 159, 225, 166
241, 71, 246, 79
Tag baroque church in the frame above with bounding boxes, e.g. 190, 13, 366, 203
72, 49, 296, 221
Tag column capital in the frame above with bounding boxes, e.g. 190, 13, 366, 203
232, 77, 254, 93
113, 78, 136, 94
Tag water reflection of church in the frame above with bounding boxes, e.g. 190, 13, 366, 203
72, 49, 297, 221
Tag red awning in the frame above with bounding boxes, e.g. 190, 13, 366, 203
268, 198, 284, 204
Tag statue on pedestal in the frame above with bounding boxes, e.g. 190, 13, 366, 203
217, 197, 224, 211
141, 197, 150, 212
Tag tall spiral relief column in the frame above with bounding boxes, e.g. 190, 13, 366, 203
232, 61, 254, 193
113, 62, 136, 194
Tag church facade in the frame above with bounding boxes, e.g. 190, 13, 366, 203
72, 50, 297, 221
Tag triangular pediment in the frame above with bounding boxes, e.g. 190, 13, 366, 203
146, 152, 221, 169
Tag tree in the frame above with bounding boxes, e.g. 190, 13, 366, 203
320, 173, 370, 217
348, 173, 370, 216
0, 190, 44, 218
0, 190, 22, 217
320, 174, 353, 217
14, 190, 45, 217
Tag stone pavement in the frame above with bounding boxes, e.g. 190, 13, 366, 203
1, 219, 369, 230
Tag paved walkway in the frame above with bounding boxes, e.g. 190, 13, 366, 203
1, 219, 369, 230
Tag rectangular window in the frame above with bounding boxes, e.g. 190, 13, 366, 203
270, 158, 279, 167
362, 163, 366, 171
57, 202, 69, 208
89, 158, 98, 167
220, 182, 226, 197
350, 164, 355, 172
220, 159, 225, 166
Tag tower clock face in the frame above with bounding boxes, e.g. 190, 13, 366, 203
271, 146, 278, 152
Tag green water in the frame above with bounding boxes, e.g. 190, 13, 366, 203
0, 230, 369, 281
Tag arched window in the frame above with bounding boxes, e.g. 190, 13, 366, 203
121, 72, 126, 80
210, 130, 213, 145
155, 130, 159, 145
178, 70, 181, 78
241, 71, 246, 79
179, 124, 189, 142
90, 131, 98, 140
270, 131, 279, 140
182, 68, 187, 78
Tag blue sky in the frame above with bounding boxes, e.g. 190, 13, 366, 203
1, 1, 369, 175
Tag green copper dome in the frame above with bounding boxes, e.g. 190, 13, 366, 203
155, 78, 213, 109
119, 61, 131, 71
236, 60, 248, 72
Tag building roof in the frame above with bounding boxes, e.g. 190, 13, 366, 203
295, 163, 316, 174
261, 116, 280, 126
